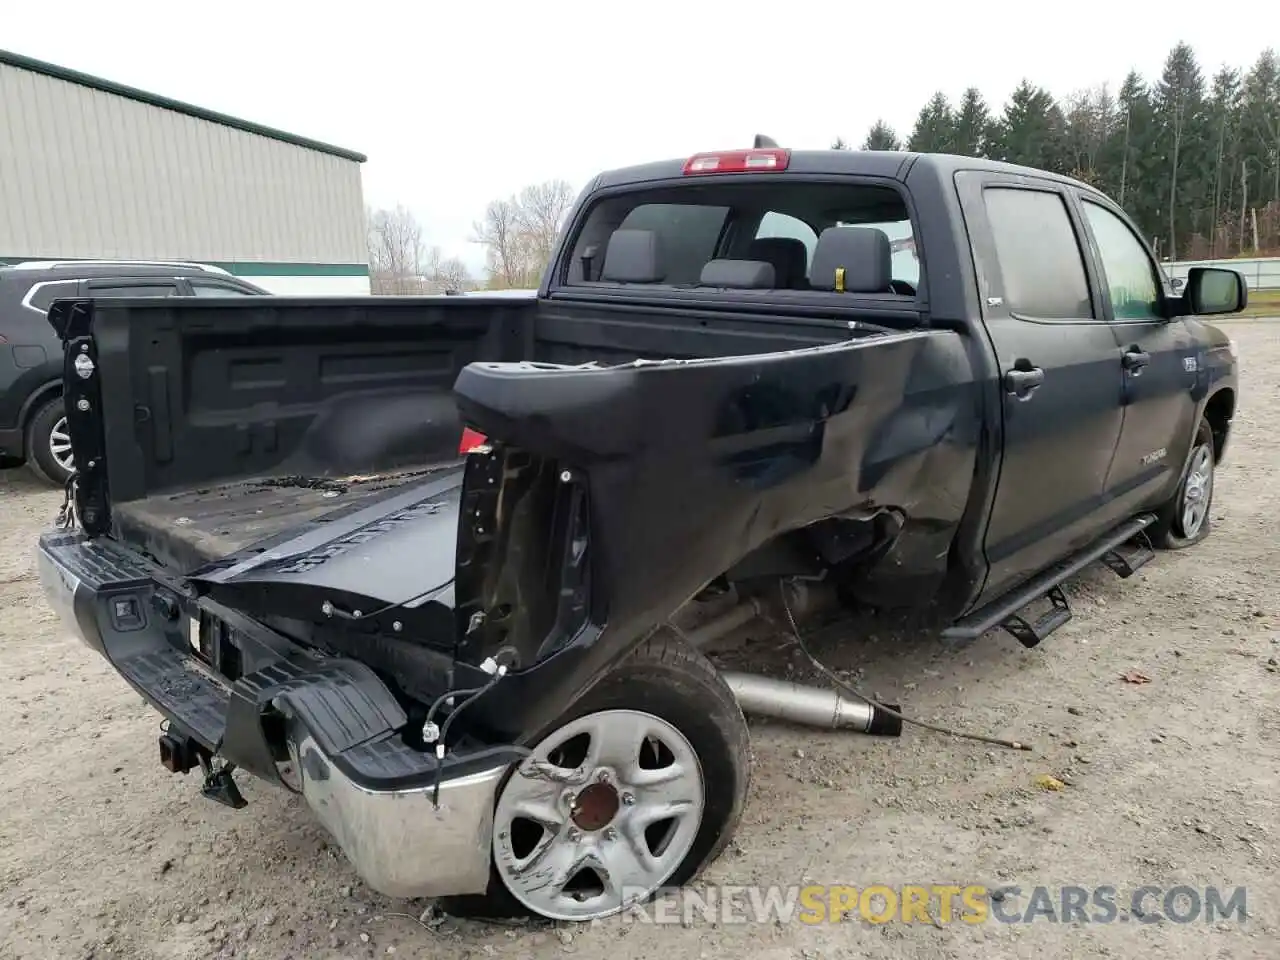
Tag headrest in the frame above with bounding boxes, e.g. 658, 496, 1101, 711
699, 259, 776, 289
748, 237, 809, 287
600, 229, 666, 283
808, 227, 892, 293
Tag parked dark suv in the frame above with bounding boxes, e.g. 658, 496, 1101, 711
0, 260, 267, 485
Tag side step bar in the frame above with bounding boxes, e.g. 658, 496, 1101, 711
942, 514, 1157, 648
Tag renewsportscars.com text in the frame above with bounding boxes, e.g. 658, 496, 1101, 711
619, 884, 1248, 926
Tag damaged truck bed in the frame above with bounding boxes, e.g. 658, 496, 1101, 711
38, 144, 1241, 923
113, 464, 460, 571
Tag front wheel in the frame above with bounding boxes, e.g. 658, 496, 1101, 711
439, 629, 751, 922
1151, 416, 1215, 550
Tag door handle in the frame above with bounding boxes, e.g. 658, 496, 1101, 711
1004, 366, 1045, 396
1122, 347, 1150, 371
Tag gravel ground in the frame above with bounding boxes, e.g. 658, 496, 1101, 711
1, 318, 1277, 960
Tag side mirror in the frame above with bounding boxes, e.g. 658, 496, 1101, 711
1184, 267, 1247, 316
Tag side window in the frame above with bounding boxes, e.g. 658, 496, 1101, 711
190, 282, 257, 297
983, 187, 1093, 319
1081, 201, 1161, 321
23, 280, 79, 314
86, 283, 181, 298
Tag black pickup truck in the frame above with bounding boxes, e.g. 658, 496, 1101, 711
36, 146, 1242, 923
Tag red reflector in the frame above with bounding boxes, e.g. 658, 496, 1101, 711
683, 148, 790, 175
459, 428, 488, 454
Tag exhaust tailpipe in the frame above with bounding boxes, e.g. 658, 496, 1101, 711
722, 671, 903, 737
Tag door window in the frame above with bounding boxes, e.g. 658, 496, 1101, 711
1081, 201, 1161, 321
983, 187, 1093, 320
86, 283, 181, 298
190, 281, 259, 297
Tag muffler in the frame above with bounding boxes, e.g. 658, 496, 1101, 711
722, 671, 903, 736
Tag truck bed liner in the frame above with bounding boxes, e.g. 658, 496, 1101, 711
113, 463, 458, 573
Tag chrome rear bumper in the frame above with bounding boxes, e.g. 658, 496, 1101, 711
37, 530, 513, 901
290, 733, 508, 899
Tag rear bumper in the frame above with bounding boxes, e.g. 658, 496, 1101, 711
37, 531, 515, 899
290, 732, 507, 898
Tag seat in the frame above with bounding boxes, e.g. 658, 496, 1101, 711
599, 229, 666, 283
698, 259, 776, 289
807, 227, 893, 294
747, 237, 810, 289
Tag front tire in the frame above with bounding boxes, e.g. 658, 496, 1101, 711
24, 397, 74, 487
439, 629, 751, 922
1152, 416, 1215, 550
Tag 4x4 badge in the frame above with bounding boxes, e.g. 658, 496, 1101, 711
1183, 356, 1198, 373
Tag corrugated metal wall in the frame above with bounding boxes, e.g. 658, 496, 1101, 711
1165, 256, 1280, 291
0, 61, 366, 265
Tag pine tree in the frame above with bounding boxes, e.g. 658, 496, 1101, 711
907, 93, 957, 153
989, 80, 1066, 172
953, 88, 992, 157
1207, 66, 1243, 255
1240, 49, 1279, 211
1153, 42, 1209, 258
862, 121, 901, 151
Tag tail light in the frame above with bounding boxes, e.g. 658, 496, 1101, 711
683, 148, 790, 175
459, 428, 489, 455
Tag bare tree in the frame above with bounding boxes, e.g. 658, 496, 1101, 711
430, 250, 475, 292
473, 180, 576, 289
515, 180, 575, 265
367, 205, 426, 294
1063, 85, 1116, 181
472, 198, 529, 288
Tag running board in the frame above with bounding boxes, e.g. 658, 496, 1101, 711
942, 514, 1157, 647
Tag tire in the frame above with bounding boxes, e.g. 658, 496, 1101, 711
1151, 416, 1215, 550
24, 397, 74, 487
438, 628, 751, 922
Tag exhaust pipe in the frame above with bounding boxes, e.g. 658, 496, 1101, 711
722, 671, 903, 737
682, 596, 766, 648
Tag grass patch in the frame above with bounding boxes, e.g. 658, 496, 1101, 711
1238, 288, 1280, 318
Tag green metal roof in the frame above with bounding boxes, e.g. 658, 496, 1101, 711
0, 48, 367, 163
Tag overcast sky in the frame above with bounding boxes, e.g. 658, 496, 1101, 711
3, 2, 1271, 275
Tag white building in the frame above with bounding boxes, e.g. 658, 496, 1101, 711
0, 49, 370, 294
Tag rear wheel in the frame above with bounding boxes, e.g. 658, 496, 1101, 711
439, 629, 751, 922
25, 397, 74, 486
1151, 416, 1215, 549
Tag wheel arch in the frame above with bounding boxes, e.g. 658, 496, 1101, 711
17, 378, 64, 457
1203, 387, 1234, 463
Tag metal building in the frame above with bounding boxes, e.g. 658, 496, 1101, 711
0, 49, 370, 294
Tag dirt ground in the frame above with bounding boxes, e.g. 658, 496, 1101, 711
2, 319, 1277, 960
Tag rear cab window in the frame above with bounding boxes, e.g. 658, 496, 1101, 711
559, 179, 923, 300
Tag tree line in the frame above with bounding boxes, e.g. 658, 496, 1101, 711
366, 179, 575, 294
371, 43, 1278, 292
838, 44, 1280, 261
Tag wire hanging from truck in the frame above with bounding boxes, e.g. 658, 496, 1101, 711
775, 582, 1033, 751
